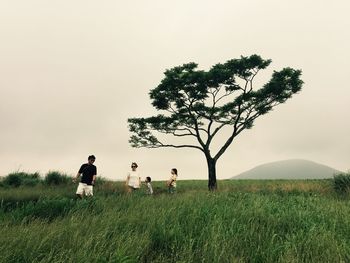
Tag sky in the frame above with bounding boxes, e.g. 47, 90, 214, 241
0, 0, 349, 181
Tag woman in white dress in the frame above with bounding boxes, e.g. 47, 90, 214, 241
125, 162, 141, 193
167, 168, 178, 194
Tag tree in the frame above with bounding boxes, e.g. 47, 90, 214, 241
128, 55, 303, 190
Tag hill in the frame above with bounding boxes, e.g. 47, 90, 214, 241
232, 159, 341, 180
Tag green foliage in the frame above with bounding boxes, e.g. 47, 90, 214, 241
128, 55, 303, 150
333, 172, 350, 194
22, 172, 41, 187
44, 171, 70, 185
2, 172, 41, 188
3, 173, 22, 187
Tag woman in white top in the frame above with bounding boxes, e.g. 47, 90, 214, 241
167, 168, 178, 194
125, 162, 141, 193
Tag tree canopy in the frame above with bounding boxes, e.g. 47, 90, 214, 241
128, 55, 303, 190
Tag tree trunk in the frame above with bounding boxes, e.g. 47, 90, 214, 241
207, 157, 217, 191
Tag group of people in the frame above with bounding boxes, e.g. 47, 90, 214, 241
73, 155, 178, 198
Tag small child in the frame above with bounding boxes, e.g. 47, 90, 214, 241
145, 176, 153, 195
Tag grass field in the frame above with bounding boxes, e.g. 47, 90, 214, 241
1, 179, 349, 263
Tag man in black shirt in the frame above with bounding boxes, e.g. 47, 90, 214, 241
73, 155, 97, 198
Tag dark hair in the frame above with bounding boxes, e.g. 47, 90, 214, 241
171, 168, 178, 175
88, 155, 96, 160
131, 162, 138, 168
146, 176, 151, 182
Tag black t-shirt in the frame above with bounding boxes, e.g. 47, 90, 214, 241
78, 163, 97, 185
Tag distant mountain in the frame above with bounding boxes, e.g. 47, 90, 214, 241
231, 159, 341, 180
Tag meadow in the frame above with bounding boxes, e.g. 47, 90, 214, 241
1, 177, 350, 263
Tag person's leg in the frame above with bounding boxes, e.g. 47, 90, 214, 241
76, 183, 84, 199
169, 186, 176, 194
85, 185, 93, 197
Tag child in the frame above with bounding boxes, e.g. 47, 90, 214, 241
145, 176, 153, 195
167, 168, 177, 194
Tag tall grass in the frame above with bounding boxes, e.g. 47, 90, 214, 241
0, 180, 349, 262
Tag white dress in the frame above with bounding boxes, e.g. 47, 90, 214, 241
127, 171, 140, 188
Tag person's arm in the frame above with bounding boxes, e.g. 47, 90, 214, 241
73, 172, 81, 183
125, 174, 130, 186
92, 167, 97, 185
74, 164, 85, 183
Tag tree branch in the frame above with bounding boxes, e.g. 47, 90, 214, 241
215, 89, 235, 105
172, 131, 196, 137
145, 143, 204, 152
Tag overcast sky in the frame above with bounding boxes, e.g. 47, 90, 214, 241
1, 0, 349, 181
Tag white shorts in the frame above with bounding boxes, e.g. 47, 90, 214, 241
76, 183, 93, 196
